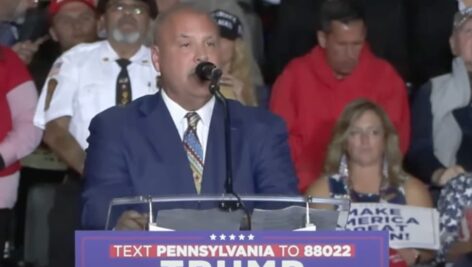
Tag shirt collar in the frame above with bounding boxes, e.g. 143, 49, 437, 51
161, 89, 215, 128
101, 41, 151, 65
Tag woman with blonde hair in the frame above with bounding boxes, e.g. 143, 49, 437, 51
211, 9, 258, 106
306, 99, 434, 265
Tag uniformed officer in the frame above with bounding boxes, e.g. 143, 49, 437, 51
34, 0, 159, 174
32, 1, 158, 266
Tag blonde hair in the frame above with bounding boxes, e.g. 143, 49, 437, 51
322, 99, 408, 187
219, 38, 258, 106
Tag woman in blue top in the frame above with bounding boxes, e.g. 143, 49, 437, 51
306, 99, 434, 266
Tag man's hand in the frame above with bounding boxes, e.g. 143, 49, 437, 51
432, 165, 466, 186
11, 35, 48, 64
115, 210, 149, 231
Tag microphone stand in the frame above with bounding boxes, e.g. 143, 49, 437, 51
209, 80, 252, 230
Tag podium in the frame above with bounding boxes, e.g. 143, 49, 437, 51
104, 194, 351, 231
76, 195, 391, 267
75, 230, 389, 267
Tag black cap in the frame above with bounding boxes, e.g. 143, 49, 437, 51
210, 9, 243, 40
97, 0, 158, 19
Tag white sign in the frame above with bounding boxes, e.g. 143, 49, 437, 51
346, 203, 440, 250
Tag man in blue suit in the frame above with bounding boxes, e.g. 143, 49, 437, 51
81, 4, 299, 230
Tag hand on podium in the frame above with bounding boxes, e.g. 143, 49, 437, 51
115, 210, 149, 230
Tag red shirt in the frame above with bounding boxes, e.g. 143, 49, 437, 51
270, 45, 410, 193
0, 46, 33, 176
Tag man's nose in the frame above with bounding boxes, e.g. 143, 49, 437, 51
194, 45, 209, 63
360, 132, 370, 144
346, 46, 358, 60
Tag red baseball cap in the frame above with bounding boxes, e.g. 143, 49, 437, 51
48, 0, 96, 18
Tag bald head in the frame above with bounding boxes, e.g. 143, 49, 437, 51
153, 3, 218, 45
150, 3, 221, 110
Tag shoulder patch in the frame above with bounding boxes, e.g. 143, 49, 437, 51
44, 78, 58, 111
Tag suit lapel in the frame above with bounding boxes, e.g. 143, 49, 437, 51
138, 92, 197, 194
201, 101, 242, 194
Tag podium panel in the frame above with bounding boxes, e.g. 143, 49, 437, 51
105, 194, 350, 231
75, 230, 388, 267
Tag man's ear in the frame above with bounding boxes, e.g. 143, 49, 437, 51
49, 28, 58, 42
317, 30, 327, 48
97, 15, 106, 37
151, 45, 160, 72
450, 35, 458, 56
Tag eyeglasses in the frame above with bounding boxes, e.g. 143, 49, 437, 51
107, 3, 149, 15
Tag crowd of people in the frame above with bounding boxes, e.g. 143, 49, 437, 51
1, 0, 472, 267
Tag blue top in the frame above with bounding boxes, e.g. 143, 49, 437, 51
328, 174, 407, 205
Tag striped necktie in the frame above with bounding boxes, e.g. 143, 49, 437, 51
183, 112, 204, 194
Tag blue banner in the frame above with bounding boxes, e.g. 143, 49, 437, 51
76, 231, 388, 267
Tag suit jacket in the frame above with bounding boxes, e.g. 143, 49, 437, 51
81, 92, 299, 229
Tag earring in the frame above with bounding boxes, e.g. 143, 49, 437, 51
339, 154, 349, 177
382, 156, 389, 178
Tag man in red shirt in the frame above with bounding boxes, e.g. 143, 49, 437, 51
270, 0, 410, 193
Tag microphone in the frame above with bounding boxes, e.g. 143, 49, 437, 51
195, 62, 223, 82
197, 62, 251, 228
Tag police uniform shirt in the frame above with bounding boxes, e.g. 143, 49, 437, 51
34, 40, 159, 149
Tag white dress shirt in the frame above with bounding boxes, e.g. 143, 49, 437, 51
34, 41, 159, 149
161, 89, 215, 161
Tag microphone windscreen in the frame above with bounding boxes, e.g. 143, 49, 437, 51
195, 62, 221, 81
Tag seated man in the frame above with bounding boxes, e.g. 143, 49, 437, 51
81, 4, 299, 230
